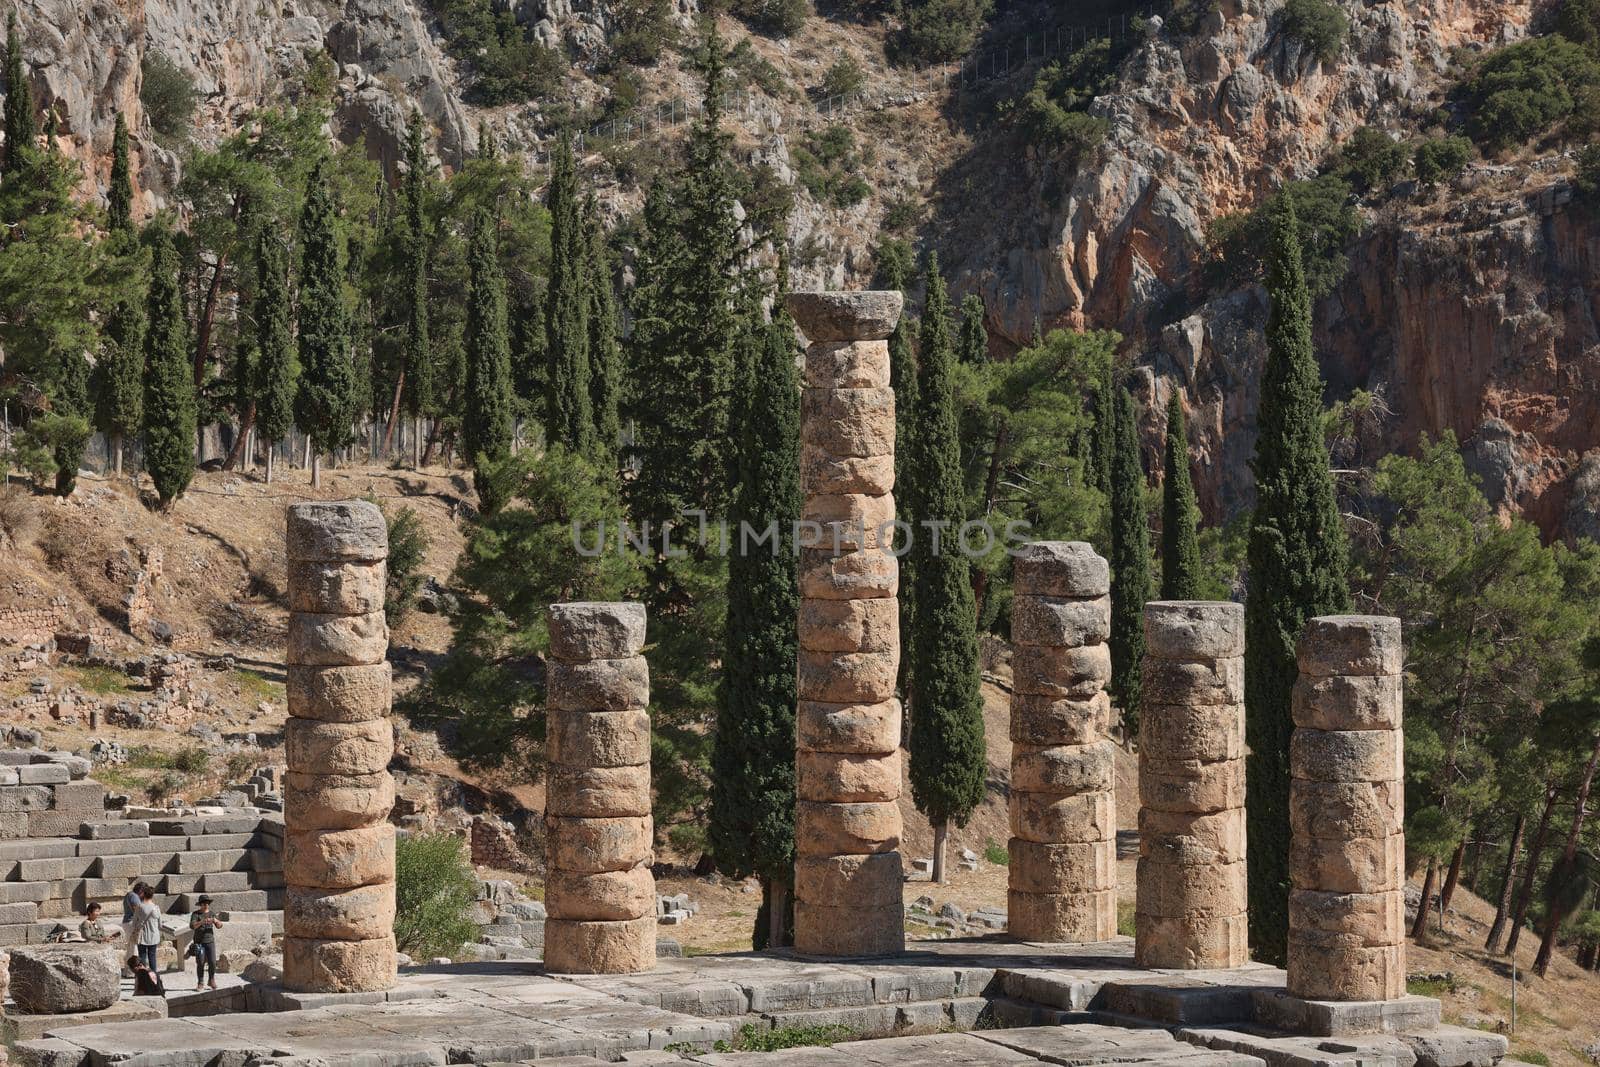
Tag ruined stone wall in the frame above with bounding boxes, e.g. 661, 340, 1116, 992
1006, 541, 1116, 943
282, 501, 396, 994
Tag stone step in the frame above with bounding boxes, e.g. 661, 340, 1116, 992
1099, 980, 1256, 1026
173, 890, 275, 914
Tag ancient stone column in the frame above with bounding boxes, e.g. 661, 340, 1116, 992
543, 601, 656, 973
1135, 601, 1247, 968
1007, 541, 1117, 943
1289, 615, 1405, 1001
786, 291, 905, 958
283, 500, 396, 993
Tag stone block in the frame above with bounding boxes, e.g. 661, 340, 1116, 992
548, 709, 652, 768
1, 995, 165, 1043
27, 812, 98, 838
1010, 741, 1115, 795
797, 751, 901, 803
1138, 807, 1246, 866
547, 764, 652, 818
1253, 988, 1441, 1036
284, 824, 395, 890
284, 717, 394, 777
545, 866, 654, 921
797, 700, 901, 756
15, 765, 68, 786
1011, 595, 1110, 649
1142, 601, 1245, 660
1007, 837, 1116, 894
1289, 889, 1405, 947
1290, 779, 1404, 841
794, 901, 903, 957
1140, 656, 1243, 706
1284, 938, 1407, 1005
801, 493, 897, 553
1012, 542, 1110, 598
1289, 833, 1405, 894
543, 915, 655, 974
287, 610, 389, 667
802, 338, 891, 390
16, 858, 67, 881
1007, 887, 1117, 943
796, 649, 897, 704
798, 598, 898, 654
1135, 858, 1247, 919
287, 500, 387, 562
0, 787, 54, 813
548, 602, 648, 662
1133, 912, 1248, 969
0, 812, 26, 839
1008, 790, 1116, 844
795, 801, 901, 856
0, 901, 38, 923
545, 816, 653, 873
288, 558, 386, 615
800, 388, 895, 458
1010, 643, 1112, 700
1139, 757, 1245, 815
284, 770, 395, 832
548, 657, 650, 712
200, 871, 251, 892
1139, 703, 1243, 762
787, 291, 903, 343
795, 852, 903, 908
91, 854, 141, 879
9, 944, 120, 1013
801, 449, 895, 497
285, 882, 395, 940
1292, 673, 1402, 732
1009, 692, 1111, 747
798, 547, 898, 600
282, 932, 395, 993
286, 663, 392, 724
1296, 615, 1402, 678
1291, 729, 1403, 784
80, 820, 148, 840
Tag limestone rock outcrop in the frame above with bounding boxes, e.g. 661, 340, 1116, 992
8, 944, 120, 1014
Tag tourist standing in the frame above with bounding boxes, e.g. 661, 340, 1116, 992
133, 885, 163, 973
188, 895, 223, 989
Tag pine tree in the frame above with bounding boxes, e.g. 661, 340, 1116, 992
1245, 199, 1351, 966
252, 227, 296, 484
1091, 358, 1115, 494
711, 309, 801, 949
907, 252, 987, 885
107, 112, 133, 233
584, 193, 622, 455
294, 158, 356, 488
1160, 392, 1202, 600
142, 227, 196, 508
464, 209, 514, 511
95, 262, 147, 479
397, 111, 433, 467
544, 134, 591, 452
1109, 387, 1150, 724
3, 11, 35, 174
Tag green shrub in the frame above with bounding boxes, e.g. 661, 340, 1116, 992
1280, 0, 1347, 64
18, 414, 90, 495
140, 51, 198, 142
1017, 42, 1118, 163
381, 502, 430, 625
427, 0, 564, 104
1412, 135, 1472, 189
983, 839, 1008, 865
1459, 36, 1600, 152
898, 0, 994, 64
728, 38, 792, 98
883, 195, 920, 232
1206, 174, 1360, 297
609, 0, 677, 65
791, 125, 874, 208
1575, 142, 1600, 198
172, 746, 209, 774
394, 833, 480, 959
733, 0, 809, 36
717, 1024, 855, 1053
1557, 0, 1600, 50
819, 56, 865, 101
1329, 127, 1409, 195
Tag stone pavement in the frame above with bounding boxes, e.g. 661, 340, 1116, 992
14, 937, 1510, 1067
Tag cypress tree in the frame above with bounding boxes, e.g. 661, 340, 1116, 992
1091, 358, 1115, 494
463, 209, 515, 511
1108, 386, 1150, 725
957, 292, 986, 366
1160, 391, 1202, 600
877, 242, 919, 699
710, 310, 801, 949
907, 252, 987, 885
1245, 199, 1351, 966
252, 228, 296, 484
108, 112, 132, 233
294, 158, 356, 488
399, 111, 433, 468
584, 193, 622, 455
142, 227, 196, 508
3, 11, 35, 174
95, 271, 146, 479
544, 134, 591, 452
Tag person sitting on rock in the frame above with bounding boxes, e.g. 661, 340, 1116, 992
128, 955, 165, 997
79, 902, 119, 944
188, 895, 223, 990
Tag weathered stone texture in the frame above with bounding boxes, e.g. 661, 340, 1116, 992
1288, 615, 1406, 1002
284, 500, 395, 993
1007, 542, 1116, 943
789, 292, 905, 958
8, 944, 120, 1014
1136, 601, 1247, 968
544, 602, 655, 974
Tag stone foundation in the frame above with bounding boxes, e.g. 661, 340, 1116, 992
282, 501, 396, 993
543, 602, 655, 974
1006, 542, 1116, 943
1135, 601, 1247, 968
1288, 615, 1405, 1002
787, 291, 906, 958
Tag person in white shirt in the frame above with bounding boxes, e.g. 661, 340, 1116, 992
132, 885, 163, 973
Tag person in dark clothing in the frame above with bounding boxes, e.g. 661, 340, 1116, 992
128, 955, 166, 997
188, 895, 223, 989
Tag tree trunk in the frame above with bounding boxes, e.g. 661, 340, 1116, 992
413, 415, 423, 469
1534, 734, 1600, 977
302, 435, 312, 470
382, 374, 405, 458
1506, 783, 1560, 957
111, 431, 123, 477
193, 254, 227, 388
1485, 811, 1527, 953
932, 821, 949, 885
222, 403, 256, 471
1411, 858, 1439, 940
311, 451, 322, 490
1438, 836, 1470, 923
265, 443, 275, 485
421, 418, 439, 468
971, 422, 1009, 623
767, 880, 788, 949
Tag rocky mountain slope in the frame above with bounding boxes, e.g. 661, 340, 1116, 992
9, 0, 1598, 534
